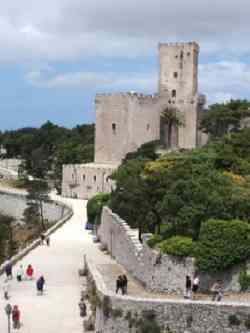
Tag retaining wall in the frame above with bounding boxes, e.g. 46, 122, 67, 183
0, 190, 68, 224
98, 207, 247, 293
87, 258, 250, 333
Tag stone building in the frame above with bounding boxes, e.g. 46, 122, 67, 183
62, 41, 206, 199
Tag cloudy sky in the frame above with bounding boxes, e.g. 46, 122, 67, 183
0, 0, 250, 130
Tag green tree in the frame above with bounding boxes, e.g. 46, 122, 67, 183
200, 99, 250, 139
24, 180, 50, 231
160, 106, 184, 148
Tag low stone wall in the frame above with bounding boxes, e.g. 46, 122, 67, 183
0, 190, 69, 224
98, 207, 195, 293
98, 207, 248, 293
0, 198, 73, 275
0, 159, 22, 172
86, 258, 250, 333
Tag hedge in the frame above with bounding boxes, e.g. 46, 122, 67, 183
87, 193, 111, 225
158, 236, 194, 257
195, 219, 250, 273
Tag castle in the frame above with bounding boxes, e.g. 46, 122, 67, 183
62, 42, 206, 199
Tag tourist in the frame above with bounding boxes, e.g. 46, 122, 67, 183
3, 280, 10, 300
185, 275, 192, 299
36, 275, 45, 295
26, 264, 34, 280
192, 273, 200, 299
5, 261, 13, 280
78, 297, 87, 317
40, 234, 45, 245
116, 275, 123, 294
12, 305, 21, 329
122, 275, 128, 295
46, 236, 50, 246
16, 265, 24, 282
211, 281, 223, 302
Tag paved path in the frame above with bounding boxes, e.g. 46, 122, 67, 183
0, 196, 115, 333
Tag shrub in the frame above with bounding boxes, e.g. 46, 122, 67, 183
87, 193, 111, 225
147, 234, 163, 248
228, 314, 241, 326
158, 236, 194, 257
195, 219, 250, 273
239, 269, 250, 291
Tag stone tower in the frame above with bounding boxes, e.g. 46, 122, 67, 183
158, 42, 203, 150
159, 42, 199, 98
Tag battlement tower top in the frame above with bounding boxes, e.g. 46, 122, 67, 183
159, 41, 199, 98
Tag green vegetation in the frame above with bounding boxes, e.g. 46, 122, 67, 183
0, 214, 16, 262
87, 193, 111, 225
108, 100, 250, 273
239, 269, 250, 291
195, 219, 250, 273
158, 236, 194, 257
0, 121, 94, 192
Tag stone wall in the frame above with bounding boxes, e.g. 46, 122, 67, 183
98, 207, 248, 293
98, 207, 195, 294
62, 163, 117, 199
95, 93, 160, 164
87, 258, 250, 333
0, 159, 22, 172
0, 190, 69, 224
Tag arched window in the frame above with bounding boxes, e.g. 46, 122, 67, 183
172, 90, 176, 98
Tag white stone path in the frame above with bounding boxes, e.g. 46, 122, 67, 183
0, 196, 114, 333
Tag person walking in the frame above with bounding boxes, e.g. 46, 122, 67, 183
122, 275, 128, 295
185, 275, 192, 299
26, 264, 34, 280
211, 281, 223, 301
40, 234, 45, 245
16, 265, 24, 282
46, 236, 50, 246
36, 276, 45, 295
192, 273, 200, 300
116, 276, 123, 294
5, 261, 13, 280
78, 298, 87, 317
3, 280, 10, 300
12, 305, 21, 329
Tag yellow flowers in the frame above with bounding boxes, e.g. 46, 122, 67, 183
223, 171, 246, 185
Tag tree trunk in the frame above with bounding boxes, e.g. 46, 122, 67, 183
39, 200, 46, 231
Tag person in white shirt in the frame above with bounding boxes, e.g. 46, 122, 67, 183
16, 265, 24, 282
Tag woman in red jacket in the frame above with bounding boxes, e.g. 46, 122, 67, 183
12, 305, 21, 329
26, 264, 34, 280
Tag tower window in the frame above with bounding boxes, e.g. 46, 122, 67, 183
146, 124, 150, 131
93, 175, 96, 182
173, 72, 178, 78
112, 123, 116, 133
187, 52, 191, 56
83, 174, 86, 181
172, 90, 176, 98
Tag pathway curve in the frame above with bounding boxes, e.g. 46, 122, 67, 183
1, 191, 250, 333
0, 196, 115, 333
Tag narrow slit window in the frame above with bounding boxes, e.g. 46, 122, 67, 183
172, 90, 176, 98
83, 174, 86, 181
112, 123, 116, 133
93, 175, 96, 182
147, 124, 150, 131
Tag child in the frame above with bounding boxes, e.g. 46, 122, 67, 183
12, 305, 21, 329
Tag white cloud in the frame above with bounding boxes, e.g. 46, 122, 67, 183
26, 69, 157, 92
199, 61, 250, 103
0, 0, 250, 63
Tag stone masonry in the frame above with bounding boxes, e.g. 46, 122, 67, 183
62, 41, 206, 199
87, 258, 250, 333
98, 206, 250, 293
